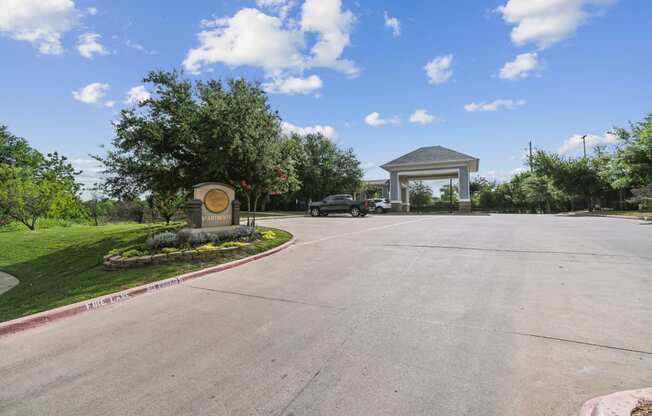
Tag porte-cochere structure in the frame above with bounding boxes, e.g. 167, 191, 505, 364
380, 146, 479, 213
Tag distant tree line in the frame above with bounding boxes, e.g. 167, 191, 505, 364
471, 113, 652, 213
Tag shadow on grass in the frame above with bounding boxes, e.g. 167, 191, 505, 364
0, 225, 291, 323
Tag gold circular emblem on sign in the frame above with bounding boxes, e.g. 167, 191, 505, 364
204, 189, 230, 213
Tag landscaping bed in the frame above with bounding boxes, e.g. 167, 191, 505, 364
0, 222, 291, 322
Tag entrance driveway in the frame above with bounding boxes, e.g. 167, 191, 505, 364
1, 215, 651, 415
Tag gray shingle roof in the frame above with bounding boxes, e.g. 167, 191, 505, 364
381, 146, 477, 167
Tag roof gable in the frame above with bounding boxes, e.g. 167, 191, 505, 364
382, 146, 477, 167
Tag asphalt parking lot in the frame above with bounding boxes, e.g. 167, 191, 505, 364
1, 214, 651, 415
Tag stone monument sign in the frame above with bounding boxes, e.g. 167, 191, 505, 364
186, 182, 240, 228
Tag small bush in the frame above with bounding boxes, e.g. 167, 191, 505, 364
178, 226, 257, 247
161, 247, 179, 254
122, 248, 146, 258
220, 241, 247, 248
197, 243, 219, 251
261, 230, 276, 240
147, 231, 178, 251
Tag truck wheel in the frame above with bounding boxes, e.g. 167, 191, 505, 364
375, 206, 384, 214
350, 207, 360, 217
310, 207, 321, 217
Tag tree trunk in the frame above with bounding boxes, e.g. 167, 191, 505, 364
586, 194, 592, 212
245, 195, 251, 227
252, 194, 259, 229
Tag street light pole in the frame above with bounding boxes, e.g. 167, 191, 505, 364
582, 135, 587, 158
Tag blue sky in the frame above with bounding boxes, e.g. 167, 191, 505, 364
1, 0, 651, 188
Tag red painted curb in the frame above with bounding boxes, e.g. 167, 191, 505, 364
579, 388, 652, 416
0, 237, 295, 338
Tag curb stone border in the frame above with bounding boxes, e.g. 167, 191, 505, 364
103, 245, 245, 270
0, 237, 295, 338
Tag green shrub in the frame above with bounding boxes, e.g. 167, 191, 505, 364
146, 231, 179, 251
121, 248, 146, 258
197, 243, 219, 251
261, 230, 276, 240
178, 226, 256, 246
220, 241, 247, 248
160, 247, 179, 254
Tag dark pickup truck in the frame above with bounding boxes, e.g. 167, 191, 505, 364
309, 194, 372, 217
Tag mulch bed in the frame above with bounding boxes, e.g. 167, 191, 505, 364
632, 401, 652, 416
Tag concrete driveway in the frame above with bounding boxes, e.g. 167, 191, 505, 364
1, 214, 651, 415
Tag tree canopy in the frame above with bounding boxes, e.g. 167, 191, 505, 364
98, 70, 362, 220
0, 126, 82, 229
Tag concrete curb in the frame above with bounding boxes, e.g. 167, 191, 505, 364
0, 237, 295, 338
579, 387, 652, 416
558, 213, 652, 221
240, 214, 308, 222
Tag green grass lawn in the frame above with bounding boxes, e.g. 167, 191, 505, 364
0, 222, 292, 322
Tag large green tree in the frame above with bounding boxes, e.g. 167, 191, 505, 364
0, 126, 82, 229
606, 113, 652, 189
98, 71, 300, 224
288, 132, 363, 202
532, 151, 609, 211
0, 125, 43, 169
408, 181, 433, 210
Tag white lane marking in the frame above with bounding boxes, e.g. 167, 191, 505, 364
294, 217, 434, 247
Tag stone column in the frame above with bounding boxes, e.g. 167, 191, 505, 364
405, 181, 410, 212
390, 171, 401, 212
458, 165, 471, 213
231, 200, 241, 225
185, 199, 203, 228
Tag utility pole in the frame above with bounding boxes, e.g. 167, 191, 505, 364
528, 141, 533, 172
581, 134, 587, 158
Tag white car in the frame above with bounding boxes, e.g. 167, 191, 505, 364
371, 198, 391, 213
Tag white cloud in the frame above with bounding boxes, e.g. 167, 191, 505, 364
72, 82, 109, 104
124, 85, 151, 105
464, 99, 526, 112
384, 11, 400, 37
425, 54, 453, 85
183, 0, 358, 79
71, 158, 105, 197
281, 121, 337, 140
0, 0, 82, 55
364, 112, 399, 127
256, 0, 297, 20
183, 8, 305, 74
86, 6, 98, 16
263, 74, 322, 95
77, 32, 108, 59
125, 39, 157, 55
558, 133, 617, 155
500, 52, 541, 80
497, 0, 615, 48
409, 109, 441, 125
511, 167, 528, 176
105, 100, 115, 108
300, 0, 358, 76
